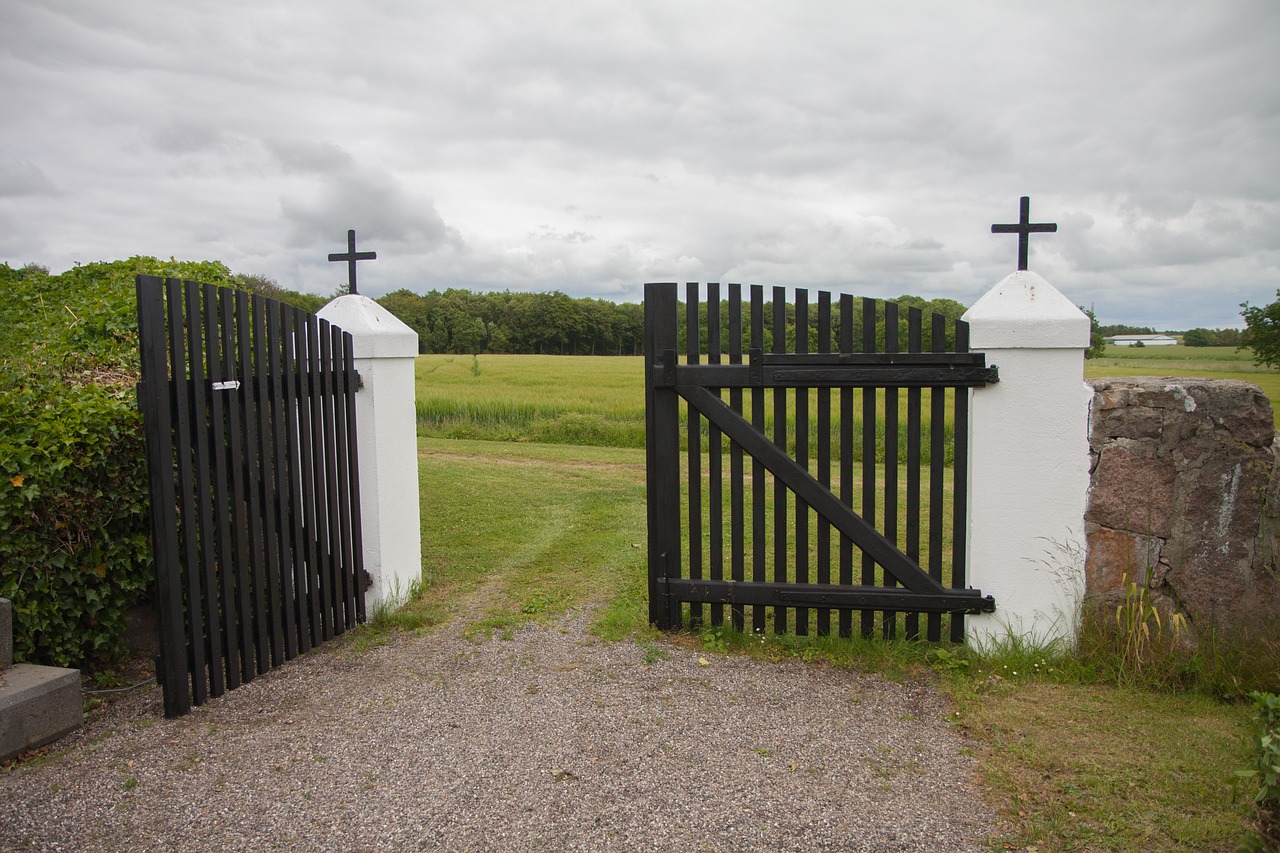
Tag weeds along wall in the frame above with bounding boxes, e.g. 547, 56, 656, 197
1085, 376, 1280, 642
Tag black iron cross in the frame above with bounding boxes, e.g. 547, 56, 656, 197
991, 196, 1057, 271
328, 229, 376, 295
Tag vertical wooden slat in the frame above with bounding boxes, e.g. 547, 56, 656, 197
706, 284, 723, 629
331, 325, 357, 628
251, 296, 285, 664
219, 288, 255, 682
203, 283, 241, 690
794, 290, 810, 636
905, 307, 923, 640
340, 332, 367, 624
685, 284, 703, 629
319, 320, 344, 635
928, 313, 947, 642
181, 281, 222, 701
264, 301, 299, 659
816, 292, 832, 637
644, 283, 681, 629
728, 287, 745, 633
302, 313, 333, 642
771, 286, 788, 634
234, 290, 270, 675
838, 293, 854, 639
292, 311, 324, 646
280, 308, 313, 652
882, 301, 900, 639
749, 285, 766, 635
137, 276, 191, 717
860, 297, 877, 639
951, 319, 972, 643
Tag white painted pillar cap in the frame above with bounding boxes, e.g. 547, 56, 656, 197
963, 270, 1090, 349
317, 294, 418, 358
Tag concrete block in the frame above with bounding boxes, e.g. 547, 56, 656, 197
0, 664, 83, 761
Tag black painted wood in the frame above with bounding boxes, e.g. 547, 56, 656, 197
749, 286, 766, 634
685, 284, 702, 629
728, 286, 745, 632
643, 283, 996, 641
136, 277, 366, 717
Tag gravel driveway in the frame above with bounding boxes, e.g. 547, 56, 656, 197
1, 612, 997, 851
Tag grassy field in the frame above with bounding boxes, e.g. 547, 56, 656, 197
1088, 345, 1280, 427
396, 351, 1264, 851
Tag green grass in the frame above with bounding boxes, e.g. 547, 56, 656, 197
386, 353, 1262, 850
416, 353, 960, 461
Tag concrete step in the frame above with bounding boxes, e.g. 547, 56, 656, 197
0, 599, 84, 761
0, 664, 83, 761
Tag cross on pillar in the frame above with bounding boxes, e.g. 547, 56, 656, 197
328, 229, 377, 295
991, 196, 1057, 271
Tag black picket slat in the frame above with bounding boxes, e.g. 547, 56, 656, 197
816, 292, 832, 637
749, 286, 766, 635
136, 277, 366, 717
794, 290, 809, 636
928, 312, 947, 642
685, 284, 702, 629
771, 287, 788, 634
952, 319, 972, 643
904, 307, 923, 640
707, 284, 723, 629
882, 302, 900, 639
727, 288, 745, 633
838, 294, 854, 638
252, 297, 285, 665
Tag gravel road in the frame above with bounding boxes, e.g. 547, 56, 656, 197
1, 612, 997, 851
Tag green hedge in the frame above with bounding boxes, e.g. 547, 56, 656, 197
0, 257, 236, 667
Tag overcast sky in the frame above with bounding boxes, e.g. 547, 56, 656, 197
2, 1, 1277, 329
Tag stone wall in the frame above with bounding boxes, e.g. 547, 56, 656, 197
1085, 377, 1280, 635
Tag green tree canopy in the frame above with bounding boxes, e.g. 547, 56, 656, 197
1241, 290, 1280, 368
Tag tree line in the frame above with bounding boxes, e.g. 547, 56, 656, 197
369, 287, 979, 356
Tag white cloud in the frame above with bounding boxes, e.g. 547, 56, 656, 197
0, 0, 1275, 329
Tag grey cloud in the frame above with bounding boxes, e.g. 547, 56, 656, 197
0, 161, 56, 197
265, 139, 355, 174
280, 165, 453, 250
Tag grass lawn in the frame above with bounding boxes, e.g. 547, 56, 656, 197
387, 353, 1261, 851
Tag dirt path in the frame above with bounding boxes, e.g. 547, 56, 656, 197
1, 612, 997, 851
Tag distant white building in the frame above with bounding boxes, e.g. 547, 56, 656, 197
1106, 334, 1179, 347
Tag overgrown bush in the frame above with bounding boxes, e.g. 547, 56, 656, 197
1237, 691, 1280, 851
0, 257, 235, 667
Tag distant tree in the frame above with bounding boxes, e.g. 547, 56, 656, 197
1100, 324, 1156, 337
235, 273, 326, 313
1183, 328, 1213, 347
1241, 290, 1280, 368
1081, 307, 1105, 359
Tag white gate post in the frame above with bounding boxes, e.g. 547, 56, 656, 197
317, 295, 421, 615
963, 271, 1093, 650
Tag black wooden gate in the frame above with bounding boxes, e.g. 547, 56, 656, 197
136, 276, 367, 717
644, 282, 997, 643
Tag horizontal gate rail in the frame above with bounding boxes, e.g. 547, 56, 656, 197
644, 281, 997, 642
661, 579, 993, 613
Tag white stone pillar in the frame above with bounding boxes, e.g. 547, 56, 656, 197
317, 295, 421, 615
963, 271, 1093, 650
